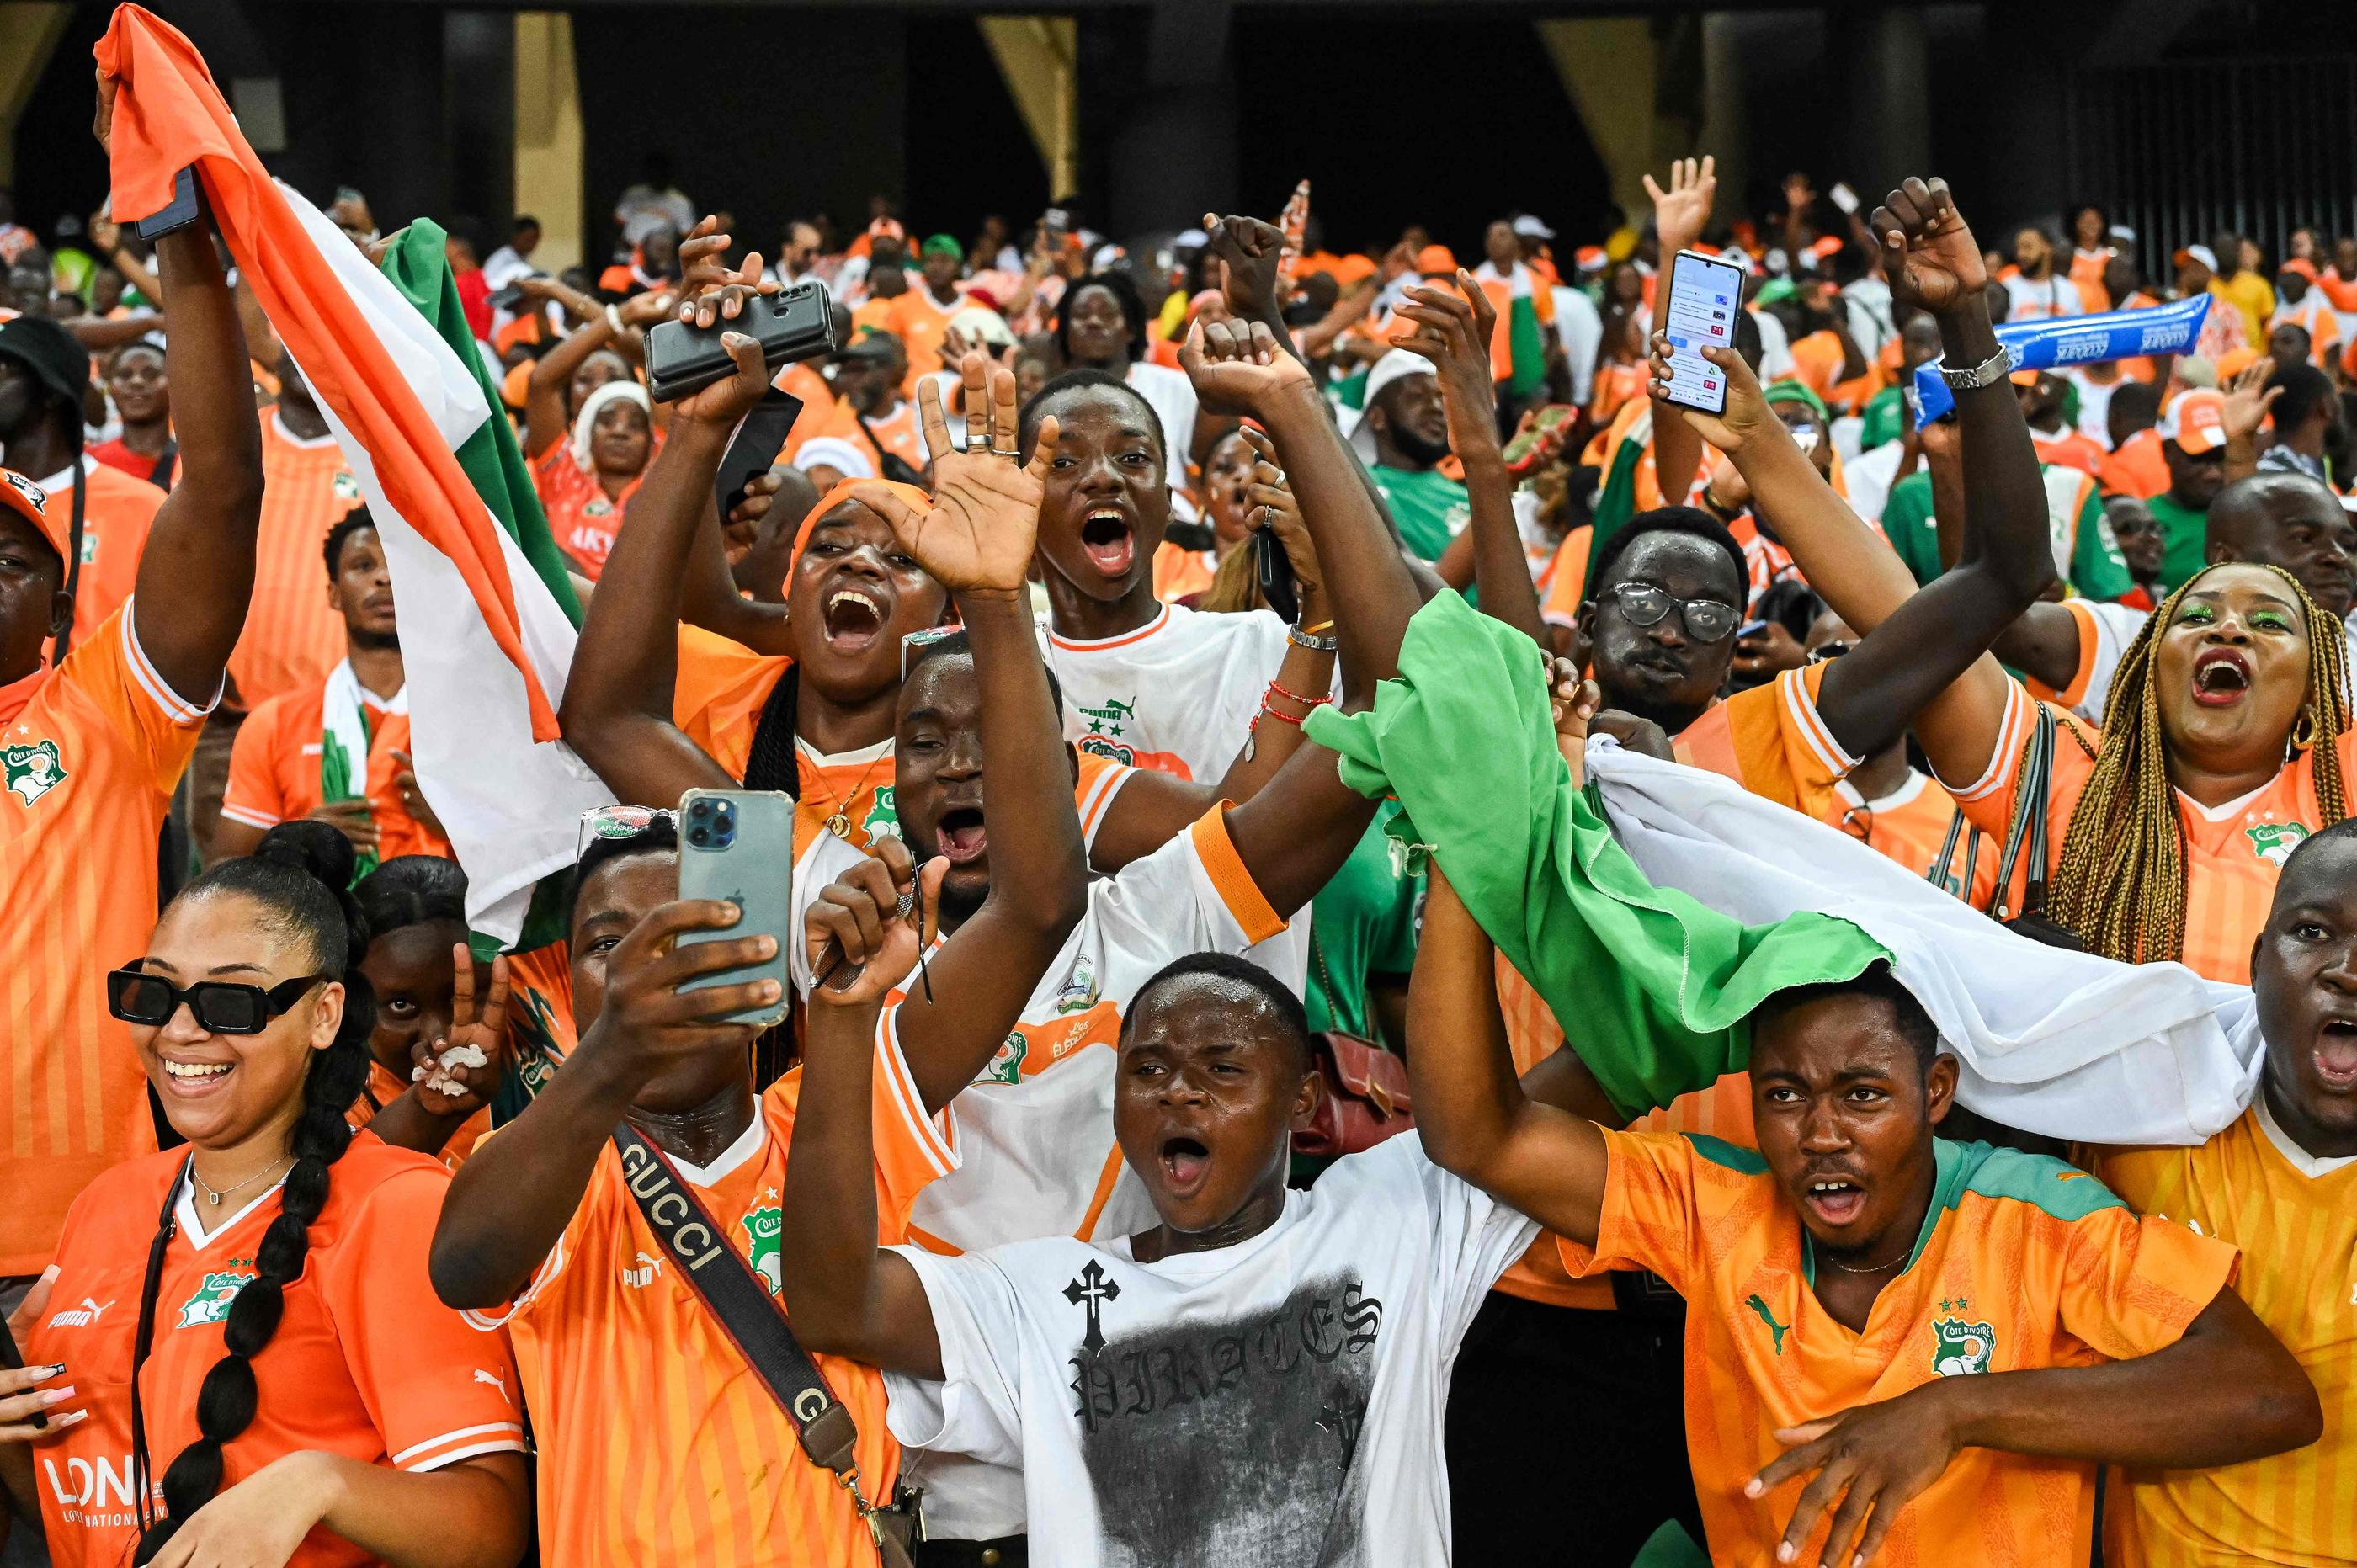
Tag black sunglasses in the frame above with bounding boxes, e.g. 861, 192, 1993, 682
1606, 581, 1741, 643
105, 969, 328, 1035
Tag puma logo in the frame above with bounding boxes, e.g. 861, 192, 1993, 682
1744, 1293, 1790, 1354
472, 1369, 509, 1405
46, 1297, 112, 1330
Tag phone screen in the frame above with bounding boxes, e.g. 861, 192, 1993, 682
1660, 251, 1748, 417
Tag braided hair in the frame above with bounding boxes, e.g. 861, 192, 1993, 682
131, 821, 377, 1564
2047, 563, 2350, 964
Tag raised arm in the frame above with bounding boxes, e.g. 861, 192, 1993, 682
1644, 157, 1718, 509
556, 332, 773, 805
428, 900, 777, 1308
778, 861, 946, 1377
520, 283, 672, 459
1749, 1284, 2318, 1568
1395, 272, 1548, 644
1408, 858, 1609, 1244
123, 189, 263, 700
1924, 415, 2084, 688
847, 366, 1090, 1114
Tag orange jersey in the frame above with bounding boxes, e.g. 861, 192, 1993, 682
1588, 361, 1647, 428
481, 1050, 954, 1568
1672, 662, 1855, 822
0, 605, 207, 1273
350, 1059, 491, 1167
1562, 1131, 2237, 1567
2271, 296, 2342, 370
1538, 524, 1595, 629
24, 1135, 525, 1568
531, 438, 654, 581
884, 285, 969, 388
806, 396, 927, 481
775, 360, 838, 461
1951, 682, 2357, 982
32, 458, 164, 647
2100, 428, 2171, 500
230, 415, 359, 710
2095, 1104, 2357, 1567
2031, 423, 2108, 479
221, 672, 451, 861
1830, 768, 2003, 906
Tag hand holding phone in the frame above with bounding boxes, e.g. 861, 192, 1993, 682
675, 790, 795, 1026
645, 282, 838, 403
1655, 249, 1748, 417
1830, 183, 1860, 216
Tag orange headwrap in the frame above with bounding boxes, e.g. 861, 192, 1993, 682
788, 477, 934, 583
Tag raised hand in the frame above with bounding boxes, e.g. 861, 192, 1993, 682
1647, 328, 1774, 456
2222, 353, 2283, 442
574, 899, 774, 1085
389, 749, 446, 839
1646, 155, 1719, 260
1276, 179, 1312, 286
849, 353, 1056, 595
805, 838, 946, 1007
93, 64, 117, 155
1394, 271, 1502, 456
617, 287, 681, 329
1870, 177, 1987, 316
0, 1266, 80, 1440
1178, 316, 1317, 419
1204, 212, 1289, 324
671, 329, 772, 426
1241, 425, 1322, 610
410, 948, 512, 1117
1783, 171, 1817, 214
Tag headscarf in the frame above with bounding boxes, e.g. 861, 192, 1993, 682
786, 477, 934, 587
570, 379, 652, 470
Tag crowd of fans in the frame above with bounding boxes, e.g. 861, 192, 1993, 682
0, 25, 2353, 1568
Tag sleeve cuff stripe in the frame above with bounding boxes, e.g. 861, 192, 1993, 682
1946, 685, 2029, 804
877, 1009, 959, 1178
1189, 805, 1287, 945
391, 1422, 525, 1467
217, 805, 282, 829
404, 1436, 529, 1472
1780, 668, 1860, 775
120, 602, 219, 726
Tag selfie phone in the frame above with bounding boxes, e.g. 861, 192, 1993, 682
675, 789, 795, 1026
1503, 403, 1578, 475
1658, 249, 1748, 417
1829, 182, 1860, 215
486, 274, 544, 312
1255, 526, 1301, 622
645, 281, 838, 403
716, 389, 805, 522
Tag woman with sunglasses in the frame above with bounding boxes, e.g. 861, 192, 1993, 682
3, 823, 529, 1568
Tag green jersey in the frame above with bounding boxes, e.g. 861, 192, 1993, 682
1371, 464, 1471, 564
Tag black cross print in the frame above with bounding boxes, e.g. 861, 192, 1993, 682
1062, 1261, 1120, 1353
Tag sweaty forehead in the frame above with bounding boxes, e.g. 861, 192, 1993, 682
574, 851, 677, 933
1615, 532, 1742, 603
2275, 835, 2357, 915
1125, 975, 1289, 1054
899, 651, 980, 720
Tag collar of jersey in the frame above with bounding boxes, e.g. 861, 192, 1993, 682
662, 1111, 768, 1188
1800, 1135, 1964, 1288
1046, 601, 1170, 652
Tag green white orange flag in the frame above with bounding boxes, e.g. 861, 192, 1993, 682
98, 3, 611, 941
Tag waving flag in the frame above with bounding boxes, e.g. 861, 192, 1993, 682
98, 3, 610, 940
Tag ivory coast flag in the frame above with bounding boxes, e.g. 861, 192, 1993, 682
99, 4, 611, 942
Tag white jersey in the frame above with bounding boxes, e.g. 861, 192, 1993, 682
1843, 439, 1907, 527
2067, 369, 2121, 449
1125, 360, 1200, 493
1044, 600, 1315, 992
795, 806, 1294, 1538
884, 1133, 1535, 1567
2046, 597, 2357, 726
2001, 272, 2084, 322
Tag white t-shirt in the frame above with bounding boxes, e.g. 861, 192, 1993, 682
1043, 601, 1313, 991
1550, 285, 1602, 408
2000, 272, 2083, 322
792, 807, 1294, 1538
1125, 360, 1200, 492
2067, 369, 2121, 449
884, 1133, 1538, 1566
1843, 439, 1907, 527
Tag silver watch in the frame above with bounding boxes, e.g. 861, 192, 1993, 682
1937, 345, 2017, 391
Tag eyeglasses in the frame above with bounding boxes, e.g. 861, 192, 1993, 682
577, 804, 675, 862
1605, 581, 1741, 643
106, 969, 327, 1034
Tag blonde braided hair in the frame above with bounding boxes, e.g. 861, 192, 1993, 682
2047, 563, 2349, 964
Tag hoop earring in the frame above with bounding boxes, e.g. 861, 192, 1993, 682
2291, 707, 2319, 752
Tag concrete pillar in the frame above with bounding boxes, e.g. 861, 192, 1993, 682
443, 10, 513, 234
1106, 0, 1234, 237
1695, 12, 1747, 234
512, 12, 583, 272
979, 16, 1079, 202
0, 3, 70, 188
1843, 4, 1930, 200
1534, 18, 1661, 229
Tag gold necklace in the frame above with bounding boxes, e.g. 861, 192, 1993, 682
814, 746, 891, 839
191, 1153, 295, 1208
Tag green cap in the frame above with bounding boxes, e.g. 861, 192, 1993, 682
922, 233, 964, 263
1762, 378, 1830, 423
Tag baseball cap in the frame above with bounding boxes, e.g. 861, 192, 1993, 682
2174, 243, 2219, 274
1413, 244, 1459, 277
2159, 389, 2227, 454
0, 466, 69, 566
1349, 348, 1438, 463
1572, 245, 1608, 273
946, 305, 1014, 349
0, 313, 93, 412
921, 233, 964, 263
1511, 215, 1556, 242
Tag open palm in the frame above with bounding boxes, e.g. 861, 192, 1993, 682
1645, 156, 1717, 258
851, 358, 1056, 595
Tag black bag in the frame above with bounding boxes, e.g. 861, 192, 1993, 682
615, 1125, 923, 1564
855, 412, 928, 487
1929, 704, 2083, 951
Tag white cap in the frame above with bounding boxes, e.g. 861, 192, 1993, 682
1350, 348, 1438, 462
946, 305, 1014, 348
1512, 214, 1556, 241
2180, 243, 2219, 274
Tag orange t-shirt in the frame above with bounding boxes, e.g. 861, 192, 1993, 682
1538, 524, 1595, 629
35, 458, 164, 651
776, 361, 838, 462
479, 1054, 953, 1568
230, 415, 359, 710
2099, 428, 2170, 500
2271, 296, 2342, 369
806, 396, 926, 481
1949, 681, 2357, 983
2031, 424, 2109, 480
24, 1135, 526, 1568
1561, 1130, 2237, 1568
1830, 768, 2003, 907
1296, 251, 1377, 287
0, 604, 207, 1273
221, 673, 452, 861
1150, 540, 1219, 603
885, 284, 969, 389
532, 438, 657, 581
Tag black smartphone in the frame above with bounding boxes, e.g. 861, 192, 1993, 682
132, 166, 203, 241
1255, 525, 1300, 623
716, 389, 804, 521
644, 282, 838, 403
487, 275, 544, 311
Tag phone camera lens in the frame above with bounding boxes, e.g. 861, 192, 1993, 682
688, 800, 711, 818
688, 827, 710, 847
715, 827, 735, 849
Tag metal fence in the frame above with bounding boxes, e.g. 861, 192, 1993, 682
2066, 55, 2357, 271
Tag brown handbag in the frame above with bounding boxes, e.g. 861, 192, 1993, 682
1293, 1029, 1416, 1157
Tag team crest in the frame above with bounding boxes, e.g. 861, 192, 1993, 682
332, 469, 362, 502
79, 531, 99, 565
979, 1031, 1027, 1086
177, 1268, 256, 1328
738, 1204, 783, 1296
1931, 1316, 1995, 1377
2245, 822, 2309, 868
1054, 954, 1099, 1015
859, 786, 901, 842
584, 498, 615, 518
3, 739, 66, 805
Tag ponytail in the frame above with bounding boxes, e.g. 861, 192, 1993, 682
131, 821, 377, 1564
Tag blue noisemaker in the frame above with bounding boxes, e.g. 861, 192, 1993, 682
1910, 293, 2213, 428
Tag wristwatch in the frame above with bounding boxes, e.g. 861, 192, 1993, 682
1937, 345, 2017, 391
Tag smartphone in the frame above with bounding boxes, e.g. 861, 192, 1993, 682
645, 281, 838, 403
1503, 403, 1577, 474
1829, 183, 1860, 216
675, 789, 795, 1026
486, 274, 545, 312
1658, 249, 1748, 417
1255, 525, 1301, 622
716, 389, 804, 521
